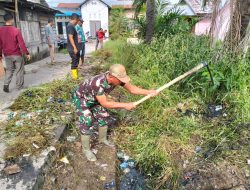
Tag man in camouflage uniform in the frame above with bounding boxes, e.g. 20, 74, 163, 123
72, 64, 157, 161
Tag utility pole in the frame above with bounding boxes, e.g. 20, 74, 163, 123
15, 0, 20, 28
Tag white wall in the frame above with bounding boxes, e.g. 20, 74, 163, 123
81, 0, 109, 38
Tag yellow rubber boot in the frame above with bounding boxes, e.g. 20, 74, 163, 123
71, 69, 78, 80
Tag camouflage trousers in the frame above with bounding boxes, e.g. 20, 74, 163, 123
72, 92, 110, 135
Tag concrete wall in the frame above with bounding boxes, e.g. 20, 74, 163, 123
20, 10, 55, 61
81, 0, 109, 38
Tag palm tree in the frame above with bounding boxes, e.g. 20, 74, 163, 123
145, 0, 155, 43
133, 0, 155, 43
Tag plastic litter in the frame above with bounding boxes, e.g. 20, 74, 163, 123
100, 176, 106, 181
101, 164, 108, 168
117, 151, 124, 159
120, 168, 146, 190
66, 136, 76, 142
57, 98, 65, 103
247, 159, 250, 165
32, 143, 40, 149
4, 164, 21, 175
47, 96, 55, 103
15, 120, 24, 127
127, 159, 135, 168
195, 146, 202, 153
208, 104, 223, 118
23, 154, 31, 157
60, 156, 70, 164
120, 162, 129, 170
104, 180, 116, 190
92, 149, 98, 154
8, 112, 16, 120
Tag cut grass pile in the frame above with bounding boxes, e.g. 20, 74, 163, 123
2, 78, 78, 159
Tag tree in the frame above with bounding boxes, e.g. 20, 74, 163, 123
133, 0, 155, 43
145, 0, 155, 43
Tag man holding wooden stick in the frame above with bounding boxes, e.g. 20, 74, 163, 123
72, 64, 158, 161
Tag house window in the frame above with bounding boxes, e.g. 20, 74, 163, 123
57, 22, 63, 35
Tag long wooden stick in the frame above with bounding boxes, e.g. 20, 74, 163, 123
134, 63, 207, 106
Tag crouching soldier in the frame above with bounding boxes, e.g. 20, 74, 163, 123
72, 64, 158, 161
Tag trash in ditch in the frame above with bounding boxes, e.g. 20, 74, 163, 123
120, 162, 129, 170
101, 164, 108, 168
117, 151, 124, 159
104, 180, 116, 190
21, 112, 33, 119
118, 150, 146, 190
100, 176, 106, 181
120, 168, 146, 190
15, 120, 24, 127
47, 96, 55, 103
247, 159, 250, 165
195, 146, 202, 153
4, 164, 21, 175
207, 104, 223, 118
127, 160, 135, 168
66, 136, 76, 142
60, 156, 70, 164
57, 98, 65, 103
32, 143, 40, 149
23, 154, 31, 157
92, 149, 98, 155
8, 112, 16, 120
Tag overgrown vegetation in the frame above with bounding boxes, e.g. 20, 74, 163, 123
109, 8, 131, 40
100, 35, 250, 189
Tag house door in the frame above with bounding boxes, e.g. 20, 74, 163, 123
90, 21, 101, 38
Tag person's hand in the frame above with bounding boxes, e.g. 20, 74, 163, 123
74, 48, 78, 55
148, 90, 159, 97
124, 103, 136, 111
26, 55, 31, 61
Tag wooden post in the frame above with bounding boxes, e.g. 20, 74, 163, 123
15, 0, 20, 28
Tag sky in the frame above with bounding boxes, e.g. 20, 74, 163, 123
46, 0, 133, 7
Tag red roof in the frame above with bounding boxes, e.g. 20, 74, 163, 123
57, 3, 81, 8
112, 5, 135, 9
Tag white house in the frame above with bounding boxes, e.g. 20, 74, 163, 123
80, 0, 111, 38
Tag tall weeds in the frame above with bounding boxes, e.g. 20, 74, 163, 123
103, 34, 250, 189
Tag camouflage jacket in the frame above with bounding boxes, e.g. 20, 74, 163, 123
75, 72, 116, 107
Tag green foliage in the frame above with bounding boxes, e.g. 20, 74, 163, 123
100, 35, 250, 189
109, 8, 130, 40
134, 7, 197, 39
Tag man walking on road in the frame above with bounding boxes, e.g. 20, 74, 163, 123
0, 13, 30, 93
75, 18, 86, 68
45, 18, 57, 64
67, 13, 80, 80
72, 64, 158, 161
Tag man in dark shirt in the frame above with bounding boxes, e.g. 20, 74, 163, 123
66, 13, 80, 80
0, 13, 30, 93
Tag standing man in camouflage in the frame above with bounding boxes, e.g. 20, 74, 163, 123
72, 64, 158, 161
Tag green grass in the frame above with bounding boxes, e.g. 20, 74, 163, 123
98, 36, 250, 189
